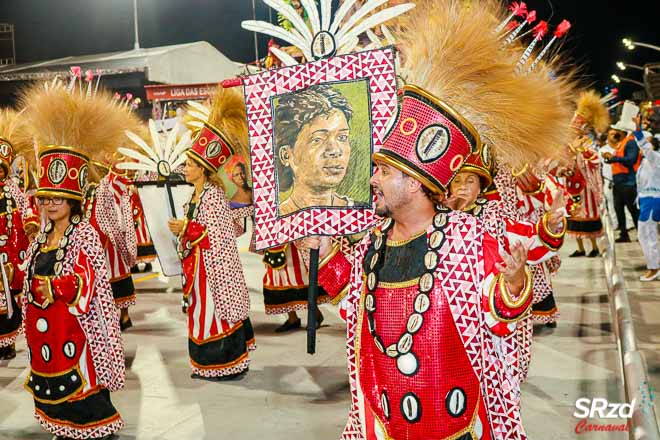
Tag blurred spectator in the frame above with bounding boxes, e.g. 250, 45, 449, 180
634, 116, 660, 281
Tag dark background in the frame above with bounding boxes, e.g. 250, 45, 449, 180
1, 0, 659, 98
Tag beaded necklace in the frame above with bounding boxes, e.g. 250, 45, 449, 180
31, 215, 82, 277
363, 205, 450, 377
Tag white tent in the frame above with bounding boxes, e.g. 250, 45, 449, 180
0, 41, 242, 84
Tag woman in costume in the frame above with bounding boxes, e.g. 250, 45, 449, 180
19, 82, 126, 440
84, 162, 138, 331
564, 91, 608, 257
0, 109, 38, 360
168, 87, 255, 381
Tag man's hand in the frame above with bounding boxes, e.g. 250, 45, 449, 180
443, 194, 471, 211
546, 190, 567, 233
301, 236, 333, 259
168, 219, 184, 235
495, 241, 529, 295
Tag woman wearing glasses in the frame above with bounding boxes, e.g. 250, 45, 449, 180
19, 84, 126, 439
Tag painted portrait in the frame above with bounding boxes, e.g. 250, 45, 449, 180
243, 47, 398, 249
273, 80, 372, 217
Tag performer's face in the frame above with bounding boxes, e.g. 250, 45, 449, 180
281, 109, 351, 192
449, 171, 481, 205
183, 158, 205, 184
370, 161, 412, 217
42, 198, 70, 223
232, 165, 247, 188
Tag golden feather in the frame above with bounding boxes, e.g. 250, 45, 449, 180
576, 90, 610, 134
17, 82, 142, 172
395, 0, 577, 168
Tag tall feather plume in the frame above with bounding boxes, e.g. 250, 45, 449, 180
395, 0, 577, 168
0, 108, 31, 152
576, 90, 610, 134
186, 86, 250, 167
17, 82, 142, 173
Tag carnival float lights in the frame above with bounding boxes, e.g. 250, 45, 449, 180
623, 38, 660, 53
611, 74, 645, 87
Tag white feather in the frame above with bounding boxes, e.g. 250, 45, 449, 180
186, 110, 209, 123
163, 123, 179, 161
117, 147, 158, 167
125, 130, 161, 164
339, 37, 360, 54
269, 46, 299, 66
241, 20, 312, 60
366, 29, 380, 46
148, 119, 164, 161
381, 24, 396, 45
188, 121, 205, 129
167, 130, 193, 164
186, 100, 210, 117
300, 0, 320, 34
330, 0, 357, 35
337, 4, 415, 49
171, 155, 188, 170
263, 0, 314, 43
320, 0, 332, 31
335, 0, 388, 43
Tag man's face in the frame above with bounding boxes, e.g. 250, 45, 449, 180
607, 129, 622, 146
282, 109, 351, 192
370, 161, 412, 217
449, 171, 481, 205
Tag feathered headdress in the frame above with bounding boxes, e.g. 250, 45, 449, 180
182, 86, 250, 174
0, 108, 32, 174
575, 90, 610, 134
394, 0, 576, 169
17, 81, 141, 169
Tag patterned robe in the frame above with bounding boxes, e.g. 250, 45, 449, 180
319, 210, 533, 440
0, 180, 35, 348
178, 183, 255, 378
22, 221, 125, 439
85, 174, 138, 309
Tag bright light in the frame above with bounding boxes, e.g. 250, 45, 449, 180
616, 62, 626, 70
622, 38, 635, 50
611, 74, 621, 83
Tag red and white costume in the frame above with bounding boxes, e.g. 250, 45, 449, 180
565, 139, 604, 238
130, 186, 157, 263
84, 172, 138, 309
178, 183, 256, 378
22, 146, 125, 439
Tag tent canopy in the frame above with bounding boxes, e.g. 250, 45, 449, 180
0, 41, 242, 84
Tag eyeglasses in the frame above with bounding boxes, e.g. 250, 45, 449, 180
37, 197, 65, 206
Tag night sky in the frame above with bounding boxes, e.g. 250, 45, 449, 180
1, 0, 659, 99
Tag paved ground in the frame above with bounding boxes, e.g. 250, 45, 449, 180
0, 231, 657, 439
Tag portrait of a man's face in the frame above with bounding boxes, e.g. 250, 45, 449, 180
273, 81, 372, 217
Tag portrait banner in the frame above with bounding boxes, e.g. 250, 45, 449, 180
244, 47, 398, 250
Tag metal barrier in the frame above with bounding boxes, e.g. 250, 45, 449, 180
600, 208, 660, 440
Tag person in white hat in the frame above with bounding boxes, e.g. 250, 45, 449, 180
603, 102, 642, 242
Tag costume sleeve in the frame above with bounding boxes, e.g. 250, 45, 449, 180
7, 210, 29, 291
49, 248, 96, 315
230, 205, 253, 237
502, 215, 565, 265
635, 130, 660, 166
179, 219, 210, 251
318, 237, 356, 302
481, 232, 533, 337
